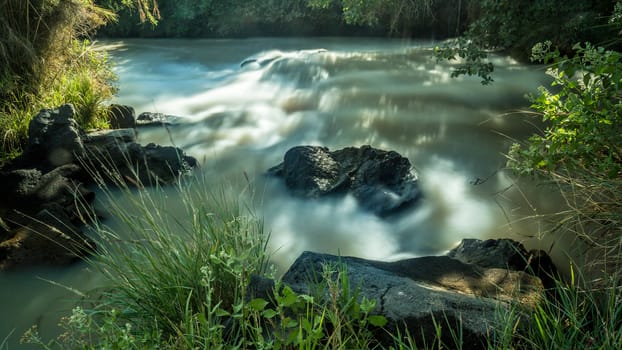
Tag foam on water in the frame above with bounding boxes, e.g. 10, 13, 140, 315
1, 38, 560, 348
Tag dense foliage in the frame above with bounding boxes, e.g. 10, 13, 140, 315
434, 0, 619, 83
509, 42, 622, 177
97, 0, 469, 38
97, 0, 344, 37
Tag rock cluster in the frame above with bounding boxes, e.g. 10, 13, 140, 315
0, 104, 196, 270
268, 145, 422, 216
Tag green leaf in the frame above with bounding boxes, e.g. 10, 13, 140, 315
262, 309, 278, 319
248, 298, 269, 311
279, 286, 299, 308
215, 308, 230, 317
368, 315, 388, 327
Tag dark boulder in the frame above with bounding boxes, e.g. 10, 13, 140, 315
0, 104, 196, 270
20, 104, 86, 170
84, 132, 197, 185
448, 238, 558, 289
0, 203, 94, 269
0, 164, 92, 213
249, 239, 550, 350
108, 104, 136, 129
268, 145, 422, 216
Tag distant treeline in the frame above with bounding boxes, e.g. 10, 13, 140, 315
95, 0, 471, 39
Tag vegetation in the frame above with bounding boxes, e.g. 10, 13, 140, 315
432, 0, 622, 290
508, 42, 622, 289
435, 0, 619, 84
18, 172, 622, 349
0, 0, 158, 164
509, 42, 622, 178
97, 0, 468, 38
2, 0, 621, 348
20, 172, 391, 349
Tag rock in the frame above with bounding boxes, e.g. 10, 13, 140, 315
448, 238, 558, 289
250, 239, 550, 349
268, 145, 422, 216
0, 164, 91, 213
21, 104, 86, 170
136, 112, 177, 127
108, 104, 136, 129
0, 104, 196, 270
0, 204, 95, 269
248, 240, 544, 349
0, 168, 43, 206
447, 238, 529, 270
85, 128, 137, 147
84, 131, 197, 185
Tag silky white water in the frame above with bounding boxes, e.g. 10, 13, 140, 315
1, 37, 569, 348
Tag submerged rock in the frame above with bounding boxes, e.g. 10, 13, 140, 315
249, 238, 550, 350
268, 145, 422, 216
135, 112, 178, 127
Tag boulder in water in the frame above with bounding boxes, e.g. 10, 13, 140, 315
268, 145, 422, 216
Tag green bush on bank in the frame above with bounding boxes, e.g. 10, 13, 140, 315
0, 0, 111, 163
508, 42, 622, 284
509, 42, 622, 178
0, 0, 159, 165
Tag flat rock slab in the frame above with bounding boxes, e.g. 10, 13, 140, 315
281, 250, 543, 349
249, 239, 550, 349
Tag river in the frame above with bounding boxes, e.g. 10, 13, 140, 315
1, 37, 567, 348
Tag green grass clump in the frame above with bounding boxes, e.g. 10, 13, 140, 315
0, 0, 163, 165
0, 0, 119, 164
19, 169, 394, 349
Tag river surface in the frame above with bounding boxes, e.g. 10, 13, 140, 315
1, 37, 568, 347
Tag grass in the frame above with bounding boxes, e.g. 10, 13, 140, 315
546, 168, 622, 286
18, 166, 392, 349
15, 158, 622, 349
0, 0, 117, 165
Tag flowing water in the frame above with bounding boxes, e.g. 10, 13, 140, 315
2, 37, 571, 347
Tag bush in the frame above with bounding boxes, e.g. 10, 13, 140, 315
508, 42, 622, 178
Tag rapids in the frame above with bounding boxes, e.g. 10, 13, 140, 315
1, 37, 569, 348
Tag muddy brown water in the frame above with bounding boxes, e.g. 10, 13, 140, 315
1, 37, 577, 348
